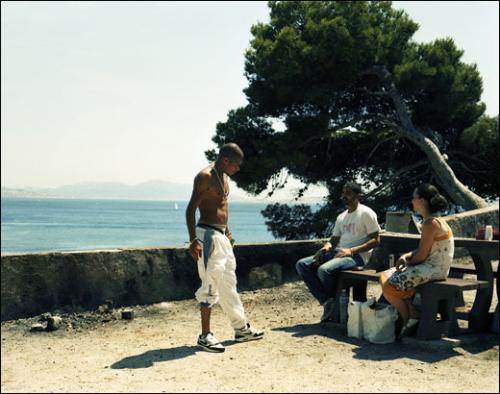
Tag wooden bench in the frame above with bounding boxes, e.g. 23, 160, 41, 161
331, 269, 489, 340
450, 262, 498, 275
449, 261, 498, 316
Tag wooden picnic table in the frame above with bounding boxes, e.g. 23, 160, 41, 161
379, 231, 499, 331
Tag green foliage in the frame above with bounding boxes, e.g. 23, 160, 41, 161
450, 115, 499, 199
207, 1, 495, 239
395, 38, 485, 134
244, 1, 418, 115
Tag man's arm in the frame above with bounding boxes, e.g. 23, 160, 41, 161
396, 219, 437, 269
326, 236, 341, 251
350, 231, 380, 255
185, 173, 209, 260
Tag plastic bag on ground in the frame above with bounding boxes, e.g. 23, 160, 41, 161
361, 298, 398, 344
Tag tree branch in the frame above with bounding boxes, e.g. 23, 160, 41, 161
301, 113, 397, 148
365, 135, 399, 164
363, 160, 429, 199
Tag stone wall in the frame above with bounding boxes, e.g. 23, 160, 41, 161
442, 205, 499, 238
385, 206, 499, 236
1, 241, 321, 321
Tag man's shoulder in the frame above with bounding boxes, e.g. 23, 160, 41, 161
358, 204, 377, 216
337, 209, 348, 220
196, 166, 213, 180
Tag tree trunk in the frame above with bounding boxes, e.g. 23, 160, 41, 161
371, 66, 488, 210
400, 130, 488, 210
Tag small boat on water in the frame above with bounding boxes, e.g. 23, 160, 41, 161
174, 202, 179, 210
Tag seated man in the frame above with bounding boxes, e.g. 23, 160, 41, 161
296, 182, 381, 322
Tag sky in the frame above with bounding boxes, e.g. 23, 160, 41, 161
1, 1, 499, 200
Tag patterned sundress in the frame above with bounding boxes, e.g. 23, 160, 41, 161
386, 217, 454, 292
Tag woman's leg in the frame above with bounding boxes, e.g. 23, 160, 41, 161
406, 299, 420, 319
382, 282, 410, 325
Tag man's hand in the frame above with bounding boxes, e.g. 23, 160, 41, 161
189, 239, 202, 261
335, 248, 352, 258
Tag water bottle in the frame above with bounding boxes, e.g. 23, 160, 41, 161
485, 225, 493, 241
388, 254, 395, 268
339, 289, 349, 325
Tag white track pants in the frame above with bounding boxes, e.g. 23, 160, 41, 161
195, 226, 247, 330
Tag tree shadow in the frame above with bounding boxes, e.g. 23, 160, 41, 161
272, 322, 463, 363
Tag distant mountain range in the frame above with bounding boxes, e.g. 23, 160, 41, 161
1, 181, 195, 201
1, 180, 326, 203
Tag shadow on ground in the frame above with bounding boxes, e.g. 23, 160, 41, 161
111, 340, 246, 369
270, 322, 491, 363
111, 346, 199, 369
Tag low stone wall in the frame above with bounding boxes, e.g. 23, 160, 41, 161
442, 205, 499, 238
1, 241, 321, 321
385, 205, 499, 236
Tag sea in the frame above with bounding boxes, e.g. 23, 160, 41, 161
1, 197, 279, 254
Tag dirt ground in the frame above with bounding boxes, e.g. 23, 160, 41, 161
1, 280, 499, 393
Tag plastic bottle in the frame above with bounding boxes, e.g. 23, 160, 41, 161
485, 225, 493, 241
388, 254, 395, 268
339, 289, 349, 325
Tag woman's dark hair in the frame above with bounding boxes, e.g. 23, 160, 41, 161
415, 183, 448, 213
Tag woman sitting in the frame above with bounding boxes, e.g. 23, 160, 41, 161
380, 184, 454, 337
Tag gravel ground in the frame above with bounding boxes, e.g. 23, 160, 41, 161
1, 279, 499, 393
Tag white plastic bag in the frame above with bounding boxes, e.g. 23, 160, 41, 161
360, 298, 398, 344
347, 301, 363, 338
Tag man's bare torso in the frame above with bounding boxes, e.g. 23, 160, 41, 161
197, 165, 229, 226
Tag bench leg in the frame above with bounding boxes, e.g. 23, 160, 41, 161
469, 253, 494, 331
417, 286, 457, 340
438, 295, 460, 336
448, 272, 466, 307
352, 281, 367, 303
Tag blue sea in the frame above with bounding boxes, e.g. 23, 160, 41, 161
1, 198, 277, 254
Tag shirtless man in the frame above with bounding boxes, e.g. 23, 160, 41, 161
186, 143, 264, 353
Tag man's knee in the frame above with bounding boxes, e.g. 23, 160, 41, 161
296, 258, 309, 275
317, 264, 333, 280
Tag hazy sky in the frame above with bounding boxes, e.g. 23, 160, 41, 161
2, 1, 499, 199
